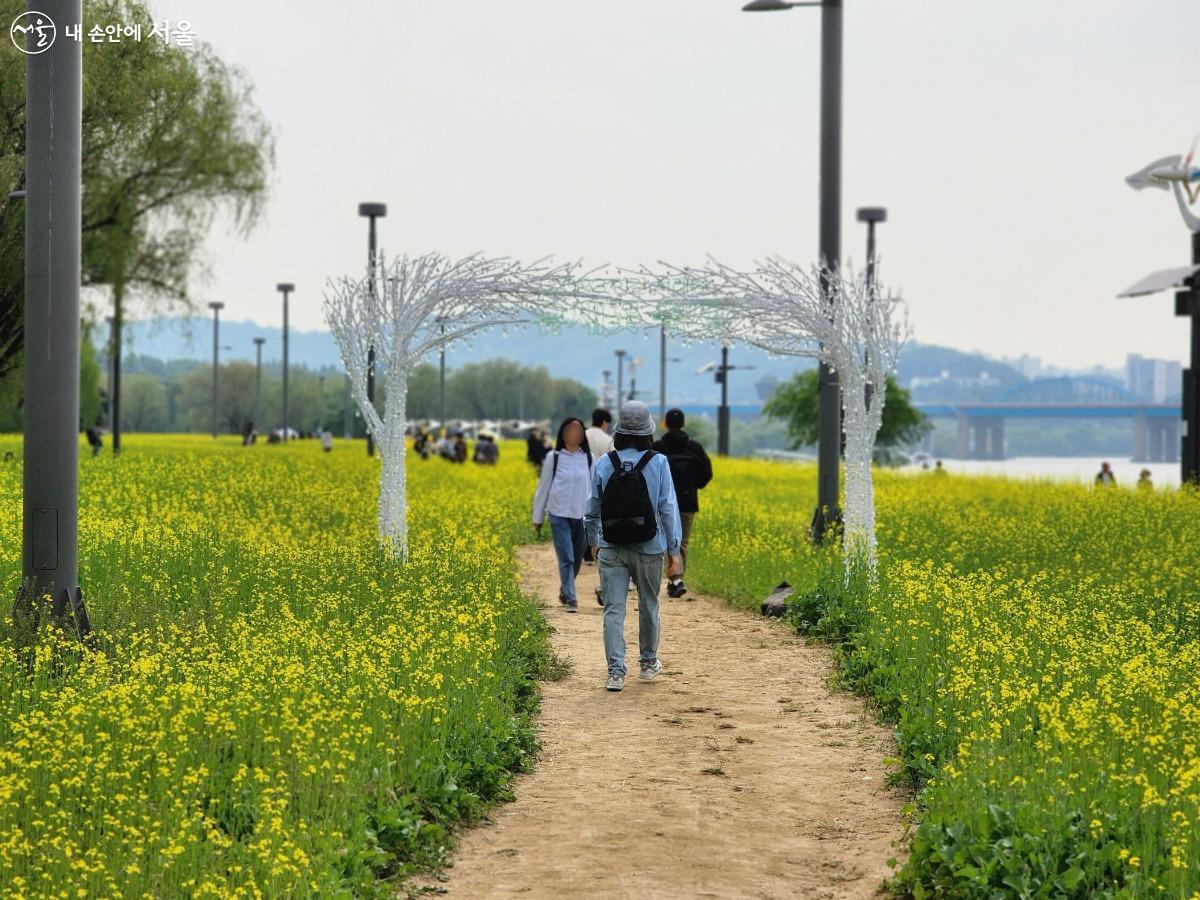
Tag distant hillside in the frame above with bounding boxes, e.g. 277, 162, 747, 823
98, 316, 813, 406
98, 318, 1040, 406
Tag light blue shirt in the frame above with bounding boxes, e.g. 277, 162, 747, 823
584, 448, 682, 556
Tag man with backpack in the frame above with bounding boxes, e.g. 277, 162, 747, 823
652, 408, 713, 599
584, 401, 682, 693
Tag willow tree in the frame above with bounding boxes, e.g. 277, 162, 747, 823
0, 0, 274, 441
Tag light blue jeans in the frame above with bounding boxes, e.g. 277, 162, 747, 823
597, 544, 663, 677
549, 514, 586, 604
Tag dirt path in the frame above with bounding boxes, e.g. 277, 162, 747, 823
430, 544, 907, 899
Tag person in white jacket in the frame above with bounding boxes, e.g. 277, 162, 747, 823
532, 416, 593, 611
585, 407, 614, 462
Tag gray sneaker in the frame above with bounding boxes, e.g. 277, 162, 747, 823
638, 659, 663, 682
605, 673, 624, 692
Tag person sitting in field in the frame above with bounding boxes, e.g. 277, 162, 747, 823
1137, 468, 1153, 490
1095, 461, 1117, 487
473, 432, 500, 465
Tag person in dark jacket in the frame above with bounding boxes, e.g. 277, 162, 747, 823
652, 408, 713, 598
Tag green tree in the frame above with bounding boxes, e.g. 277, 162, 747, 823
121, 372, 167, 432
0, 0, 274, 432
764, 369, 930, 453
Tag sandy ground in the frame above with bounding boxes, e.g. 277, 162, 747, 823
423, 543, 908, 899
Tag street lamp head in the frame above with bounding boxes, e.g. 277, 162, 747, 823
253, 337, 266, 346
742, 0, 808, 10
6, 190, 26, 201
358, 202, 387, 219
208, 302, 225, 311
276, 283, 294, 294
856, 206, 888, 224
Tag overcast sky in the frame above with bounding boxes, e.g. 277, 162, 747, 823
145, 0, 1196, 369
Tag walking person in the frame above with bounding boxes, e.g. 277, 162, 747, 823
585, 407, 614, 462
532, 417, 593, 612
585, 401, 682, 693
653, 408, 713, 599
526, 428, 549, 473
582, 408, 614, 565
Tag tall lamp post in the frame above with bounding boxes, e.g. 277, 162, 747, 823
743, 0, 843, 542
1122, 148, 1200, 484
318, 374, 326, 432
656, 324, 683, 421
437, 317, 447, 428
19, 0, 87, 630
105, 315, 115, 428
358, 202, 387, 456
707, 346, 755, 456
601, 369, 613, 411
277, 283, 293, 442
253, 337, 265, 432
615, 349, 627, 412
208, 302, 224, 438
857, 206, 887, 410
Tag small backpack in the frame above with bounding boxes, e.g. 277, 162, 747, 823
600, 450, 658, 544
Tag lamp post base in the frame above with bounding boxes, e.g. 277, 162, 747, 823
810, 503, 843, 546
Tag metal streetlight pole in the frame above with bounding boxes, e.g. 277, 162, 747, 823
19, 0, 88, 630
718, 346, 731, 456
856, 206, 887, 411
105, 315, 115, 428
615, 350, 627, 412
707, 347, 754, 457
277, 283, 293, 442
318, 375, 326, 432
601, 369, 613, 410
659, 325, 667, 421
438, 318, 447, 427
743, 0, 843, 542
358, 202, 387, 456
208, 302, 224, 438
253, 337, 265, 432
656, 324, 683, 422
343, 373, 352, 439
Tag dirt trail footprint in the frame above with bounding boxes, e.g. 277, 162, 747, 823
421, 543, 909, 899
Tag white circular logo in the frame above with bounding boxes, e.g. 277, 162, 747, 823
10, 12, 56, 55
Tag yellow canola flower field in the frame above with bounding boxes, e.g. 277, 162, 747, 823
0, 435, 549, 899
3, 438, 1198, 898
686, 459, 1200, 898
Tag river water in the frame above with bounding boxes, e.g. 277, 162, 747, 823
903, 457, 1181, 488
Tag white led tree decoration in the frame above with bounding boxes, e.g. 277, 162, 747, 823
324, 251, 581, 556
653, 257, 909, 575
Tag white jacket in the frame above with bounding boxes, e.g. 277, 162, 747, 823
585, 426, 613, 462
532, 448, 592, 523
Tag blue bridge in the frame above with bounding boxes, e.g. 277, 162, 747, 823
914, 377, 1181, 461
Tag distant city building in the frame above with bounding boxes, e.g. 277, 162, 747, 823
1126, 353, 1182, 403
1001, 353, 1045, 379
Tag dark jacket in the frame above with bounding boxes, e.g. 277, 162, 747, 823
652, 429, 713, 513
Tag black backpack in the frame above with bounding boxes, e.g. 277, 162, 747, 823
600, 450, 658, 544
